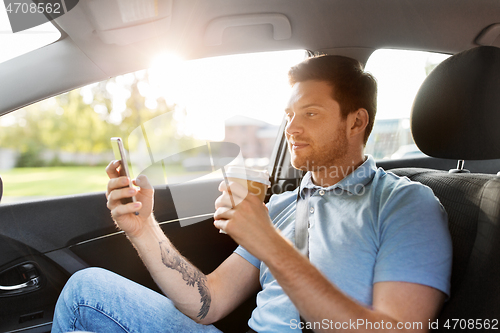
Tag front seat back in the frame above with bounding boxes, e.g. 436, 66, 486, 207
390, 46, 500, 325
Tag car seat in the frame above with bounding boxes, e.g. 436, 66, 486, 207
390, 46, 500, 326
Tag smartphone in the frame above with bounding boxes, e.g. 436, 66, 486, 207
110, 137, 137, 205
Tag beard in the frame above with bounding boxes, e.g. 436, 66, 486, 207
289, 126, 348, 172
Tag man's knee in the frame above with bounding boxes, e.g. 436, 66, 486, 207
61, 267, 117, 300
70, 267, 115, 282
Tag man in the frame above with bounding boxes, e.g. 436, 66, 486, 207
52, 55, 452, 333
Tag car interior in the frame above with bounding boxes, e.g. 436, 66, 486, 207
1, 1, 500, 332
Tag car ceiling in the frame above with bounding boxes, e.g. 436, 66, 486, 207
0, 0, 499, 117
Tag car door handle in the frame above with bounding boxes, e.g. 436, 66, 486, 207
0, 276, 40, 291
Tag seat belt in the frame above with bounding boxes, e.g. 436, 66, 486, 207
295, 188, 311, 257
295, 187, 314, 333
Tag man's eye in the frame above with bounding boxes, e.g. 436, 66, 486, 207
306, 112, 316, 117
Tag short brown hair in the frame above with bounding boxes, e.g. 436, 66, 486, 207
288, 55, 377, 144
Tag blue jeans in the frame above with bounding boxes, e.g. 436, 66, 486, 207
51, 267, 223, 333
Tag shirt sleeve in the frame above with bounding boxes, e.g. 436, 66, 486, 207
234, 245, 261, 269
373, 181, 453, 296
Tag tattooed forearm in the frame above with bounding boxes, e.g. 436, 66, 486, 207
159, 240, 211, 319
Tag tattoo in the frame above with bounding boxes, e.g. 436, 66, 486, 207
159, 241, 211, 319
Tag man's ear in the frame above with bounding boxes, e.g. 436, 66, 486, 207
347, 108, 369, 138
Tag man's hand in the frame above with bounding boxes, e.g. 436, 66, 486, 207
214, 180, 285, 261
105, 160, 154, 238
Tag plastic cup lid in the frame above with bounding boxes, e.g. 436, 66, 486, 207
225, 166, 271, 186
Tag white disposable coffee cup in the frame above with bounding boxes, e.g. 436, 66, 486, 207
218, 166, 270, 234
224, 166, 271, 202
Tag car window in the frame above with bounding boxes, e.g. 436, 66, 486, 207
364, 49, 451, 160
0, 50, 306, 204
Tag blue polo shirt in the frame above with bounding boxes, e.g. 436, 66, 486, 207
234, 155, 452, 332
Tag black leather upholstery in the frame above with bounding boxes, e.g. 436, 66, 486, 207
390, 46, 500, 328
411, 46, 500, 159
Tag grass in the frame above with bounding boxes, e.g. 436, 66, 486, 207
1, 166, 110, 198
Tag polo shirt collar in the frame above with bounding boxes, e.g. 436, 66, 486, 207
298, 155, 377, 197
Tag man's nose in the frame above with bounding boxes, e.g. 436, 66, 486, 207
285, 115, 303, 136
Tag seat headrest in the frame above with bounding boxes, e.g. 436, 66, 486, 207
411, 46, 500, 160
